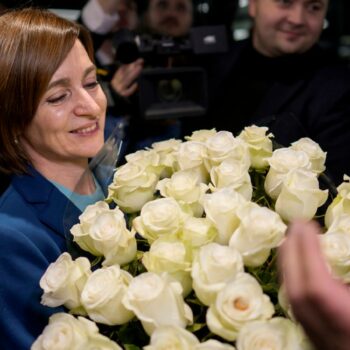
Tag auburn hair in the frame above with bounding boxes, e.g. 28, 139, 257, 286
0, 7, 94, 174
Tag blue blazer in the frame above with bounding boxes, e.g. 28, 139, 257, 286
0, 168, 81, 350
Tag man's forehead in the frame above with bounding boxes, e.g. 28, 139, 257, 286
150, 0, 192, 5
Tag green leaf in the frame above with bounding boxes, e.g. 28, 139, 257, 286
187, 322, 207, 332
124, 345, 142, 350
116, 320, 150, 347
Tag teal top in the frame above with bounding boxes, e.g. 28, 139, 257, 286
50, 176, 105, 212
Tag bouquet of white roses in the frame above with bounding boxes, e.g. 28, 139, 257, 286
32, 125, 350, 350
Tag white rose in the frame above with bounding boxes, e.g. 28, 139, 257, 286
81, 265, 134, 325
78, 317, 123, 350
275, 169, 328, 222
152, 138, 182, 176
202, 188, 247, 245
157, 169, 208, 217
265, 148, 311, 200
122, 272, 193, 335
205, 131, 250, 171
185, 128, 217, 142
206, 273, 274, 341
229, 202, 286, 267
40, 253, 90, 312
125, 149, 161, 168
291, 137, 326, 174
179, 216, 217, 250
320, 232, 350, 283
176, 141, 207, 169
32, 313, 122, 350
133, 198, 186, 243
70, 201, 109, 256
70, 202, 137, 266
144, 325, 199, 350
152, 138, 182, 153
142, 236, 192, 296
325, 176, 350, 228
327, 214, 350, 235
176, 141, 209, 183
195, 340, 236, 350
192, 243, 244, 306
209, 159, 252, 201
107, 162, 158, 213
236, 317, 310, 350
237, 125, 273, 169
31, 313, 88, 350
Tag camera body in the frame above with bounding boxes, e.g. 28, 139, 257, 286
112, 26, 228, 120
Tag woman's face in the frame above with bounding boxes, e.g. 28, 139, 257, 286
22, 40, 107, 168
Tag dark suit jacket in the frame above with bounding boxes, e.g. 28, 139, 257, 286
0, 168, 81, 350
203, 39, 350, 185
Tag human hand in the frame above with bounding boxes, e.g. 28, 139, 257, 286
278, 220, 350, 350
110, 58, 144, 98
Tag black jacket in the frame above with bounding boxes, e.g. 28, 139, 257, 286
199, 39, 350, 185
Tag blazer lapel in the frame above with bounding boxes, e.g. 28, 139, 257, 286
12, 168, 81, 239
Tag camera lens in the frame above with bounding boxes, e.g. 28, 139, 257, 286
157, 79, 183, 102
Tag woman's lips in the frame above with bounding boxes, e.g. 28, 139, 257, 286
70, 122, 99, 135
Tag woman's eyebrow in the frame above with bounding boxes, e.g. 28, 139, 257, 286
47, 65, 97, 90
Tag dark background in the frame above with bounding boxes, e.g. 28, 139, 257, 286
1, 0, 350, 60
2, 0, 350, 37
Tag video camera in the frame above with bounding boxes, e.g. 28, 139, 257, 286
112, 26, 228, 120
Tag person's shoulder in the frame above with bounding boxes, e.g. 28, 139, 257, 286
317, 64, 350, 87
204, 38, 249, 79
0, 184, 54, 246
219, 38, 249, 59
309, 63, 350, 103
0, 202, 40, 243
310, 46, 350, 84
0, 183, 34, 217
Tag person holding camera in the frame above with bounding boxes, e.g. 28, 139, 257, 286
81, 0, 138, 66
81, 0, 194, 152
110, 0, 193, 98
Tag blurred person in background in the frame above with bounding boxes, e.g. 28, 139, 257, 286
110, 0, 193, 99
141, 0, 193, 38
0, 7, 107, 349
81, 0, 139, 66
81, 0, 194, 153
199, 0, 350, 185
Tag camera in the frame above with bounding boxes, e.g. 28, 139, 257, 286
111, 26, 228, 120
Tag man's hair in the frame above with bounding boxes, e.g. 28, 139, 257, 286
0, 7, 94, 175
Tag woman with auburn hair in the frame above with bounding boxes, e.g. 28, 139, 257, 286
0, 8, 107, 349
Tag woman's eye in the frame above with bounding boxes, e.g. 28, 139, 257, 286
85, 81, 100, 89
46, 94, 67, 104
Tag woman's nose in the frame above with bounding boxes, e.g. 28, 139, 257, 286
73, 90, 102, 117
